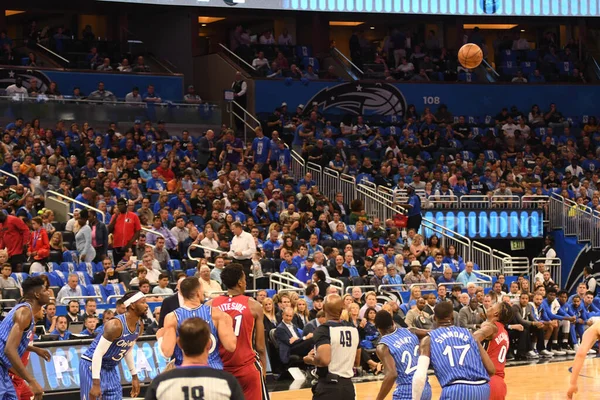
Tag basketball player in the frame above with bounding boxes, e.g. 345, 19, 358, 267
210, 263, 269, 400
10, 333, 52, 400
303, 294, 358, 400
0, 277, 50, 400
473, 301, 514, 400
567, 320, 600, 398
412, 302, 495, 400
374, 310, 431, 400
145, 318, 244, 400
80, 291, 148, 400
159, 277, 236, 369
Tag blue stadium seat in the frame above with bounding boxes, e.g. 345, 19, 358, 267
46, 262, 60, 273
11, 273, 29, 287
48, 271, 67, 287
499, 50, 517, 62
458, 72, 476, 82
60, 262, 78, 274
296, 45, 312, 58
86, 285, 107, 302
483, 150, 499, 161
78, 262, 103, 276
520, 61, 537, 75
302, 57, 320, 71
185, 268, 196, 277
102, 283, 127, 303
167, 260, 181, 272
526, 50, 539, 61
557, 61, 573, 75
75, 271, 92, 286
63, 250, 80, 263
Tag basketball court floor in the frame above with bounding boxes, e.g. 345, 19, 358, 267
271, 358, 600, 400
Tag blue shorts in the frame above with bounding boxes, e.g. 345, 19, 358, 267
441, 383, 490, 400
79, 359, 122, 400
0, 364, 17, 400
394, 382, 432, 400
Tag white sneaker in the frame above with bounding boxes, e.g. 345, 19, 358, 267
574, 344, 580, 353
540, 349, 554, 357
527, 350, 539, 359
564, 345, 576, 355
588, 349, 597, 355
552, 348, 567, 356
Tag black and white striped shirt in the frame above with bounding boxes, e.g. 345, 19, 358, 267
313, 321, 359, 379
144, 366, 244, 400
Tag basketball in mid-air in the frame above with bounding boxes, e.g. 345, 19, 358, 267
458, 43, 483, 69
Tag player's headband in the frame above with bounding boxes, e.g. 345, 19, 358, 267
124, 292, 145, 307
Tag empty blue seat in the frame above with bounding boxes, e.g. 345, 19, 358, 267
186, 268, 196, 277
63, 250, 80, 263
78, 262, 103, 276
499, 49, 517, 62
86, 285, 107, 302
296, 45, 312, 58
520, 61, 537, 75
167, 260, 181, 272
302, 57, 320, 71
48, 271, 67, 287
103, 283, 127, 304
60, 262, 78, 274
557, 61, 573, 75
11, 273, 29, 287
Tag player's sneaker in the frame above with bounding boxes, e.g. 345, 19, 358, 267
551, 346, 566, 356
540, 349, 554, 357
563, 345, 576, 355
588, 348, 597, 355
526, 350, 539, 359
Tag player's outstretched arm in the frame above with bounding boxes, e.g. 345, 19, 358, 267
213, 307, 237, 352
473, 321, 498, 342
160, 312, 177, 358
476, 340, 496, 376
568, 321, 600, 399
250, 298, 268, 376
408, 327, 431, 339
375, 344, 398, 400
412, 335, 431, 400
26, 345, 51, 362
6, 307, 43, 400
89, 319, 123, 400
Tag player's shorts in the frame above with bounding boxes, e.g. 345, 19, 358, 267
226, 359, 269, 400
0, 364, 18, 400
441, 382, 490, 400
10, 374, 33, 400
489, 375, 507, 400
79, 358, 122, 400
395, 382, 432, 400
312, 377, 355, 400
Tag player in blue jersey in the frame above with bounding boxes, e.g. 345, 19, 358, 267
412, 302, 495, 400
159, 277, 236, 369
0, 276, 50, 400
80, 291, 148, 400
374, 310, 431, 400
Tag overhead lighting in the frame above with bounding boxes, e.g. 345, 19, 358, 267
5, 10, 25, 16
370, 26, 375, 30
201, 23, 207, 27
463, 24, 518, 30
329, 21, 364, 26
521, 29, 525, 32
198, 16, 225, 24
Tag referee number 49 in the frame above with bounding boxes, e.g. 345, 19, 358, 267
182, 386, 205, 400
340, 331, 352, 347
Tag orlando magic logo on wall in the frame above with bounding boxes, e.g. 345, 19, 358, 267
303, 82, 407, 117
481, 0, 500, 13
0, 68, 52, 94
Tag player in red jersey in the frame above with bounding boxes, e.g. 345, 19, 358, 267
11, 308, 52, 400
474, 301, 514, 400
208, 263, 269, 400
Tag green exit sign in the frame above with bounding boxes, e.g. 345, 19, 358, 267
511, 240, 525, 251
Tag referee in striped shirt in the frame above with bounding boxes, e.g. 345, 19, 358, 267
303, 294, 359, 400
145, 317, 244, 400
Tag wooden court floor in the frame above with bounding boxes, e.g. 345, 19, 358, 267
271, 358, 600, 400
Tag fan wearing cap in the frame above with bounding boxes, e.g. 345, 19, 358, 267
109, 198, 142, 263
252, 202, 269, 227
80, 291, 148, 400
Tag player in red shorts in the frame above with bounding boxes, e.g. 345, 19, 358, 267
209, 263, 269, 400
474, 300, 514, 400
11, 328, 52, 399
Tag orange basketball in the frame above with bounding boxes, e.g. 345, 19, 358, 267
458, 43, 483, 69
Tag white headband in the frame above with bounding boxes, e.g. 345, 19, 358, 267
124, 292, 145, 307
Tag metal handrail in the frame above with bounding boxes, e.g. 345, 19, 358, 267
36, 42, 70, 64
60, 295, 103, 304
328, 277, 345, 294
482, 58, 500, 77
269, 272, 303, 291
142, 227, 165, 243
218, 43, 256, 71
0, 169, 19, 186
45, 190, 106, 222
233, 100, 261, 127
332, 47, 364, 75
187, 243, 227, 261
226, 101, 261, 143
345, 285, 377, 294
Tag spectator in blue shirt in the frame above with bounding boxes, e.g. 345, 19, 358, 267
169, 189, 193, 214
306, 234, 323, 256
456, 261, 479, 287
146, 170, 166, 194
296, 255, 316, 283
252, 127, 271, 165
332, 222, 350, 240
383, 265, 403, 291
51, 316, 73, 340
437, 267, 456, 285
142, 85, 162, 103
279, 251, 297, 274
263, 229, 282, 255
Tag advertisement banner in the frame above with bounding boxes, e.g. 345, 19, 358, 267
98, 0, 600, 17
27, 337, 167, 392
254, 80, 598, 119
422, 209, 544, 239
